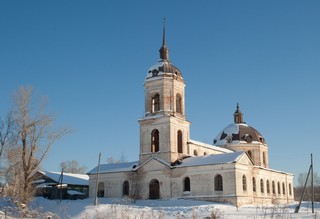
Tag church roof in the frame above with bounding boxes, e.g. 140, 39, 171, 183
176, 151, 246, 168
87, 161, 139, 174
37, 171, 89, 186
188, 139, 233, 153
213, 104, 266, 146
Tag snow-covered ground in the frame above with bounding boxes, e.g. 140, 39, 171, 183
1, 197, 319, 218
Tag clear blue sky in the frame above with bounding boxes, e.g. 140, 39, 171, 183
1, 1, 319, 184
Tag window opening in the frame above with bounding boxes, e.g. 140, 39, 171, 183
252, 177, 256, 192
123, 181, 129, 196
177, 130, 183, 153
215, 174, 223, 191
242, 175, 247, 191
151, 129, 159, 152
151, 94, 160, 113
184, 177, 190, 192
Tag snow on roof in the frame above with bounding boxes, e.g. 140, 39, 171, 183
176, 152, 245, 168
67, 190, 85, 195
87, 161, 139, 175
39, 171, 89, 186
188, 139, 233, 153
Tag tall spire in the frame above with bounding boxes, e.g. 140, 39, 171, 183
159, 18, 169, 60
234, 103, 244, 124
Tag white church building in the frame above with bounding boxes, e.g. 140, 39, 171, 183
88, 23, 294, 207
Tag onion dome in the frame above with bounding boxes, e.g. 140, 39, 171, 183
145, 18, 184, 82
213, 104, 266, 146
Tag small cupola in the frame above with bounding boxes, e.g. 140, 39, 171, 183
234, 103, 244, 124
145, 18, 184, 82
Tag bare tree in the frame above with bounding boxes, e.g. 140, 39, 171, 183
59, 160, 87, 174
107, 153, 127, 164
3, 147, 24, 198
8, 86, 68, 203
0, 113, 13, 160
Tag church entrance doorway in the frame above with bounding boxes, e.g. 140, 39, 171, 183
149, 179, 160, 199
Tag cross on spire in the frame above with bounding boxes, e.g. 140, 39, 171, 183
159, 17, 169, 60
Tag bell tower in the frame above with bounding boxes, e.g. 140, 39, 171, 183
139, 19, 191, 165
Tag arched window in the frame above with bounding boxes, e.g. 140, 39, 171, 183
176, 94, 182, 114
123, 181, 129, 196
242, 175, 247, 191
204, 152, 207, 155
247, 150, 252, 159
151, 94, 160, 113
97, 182, 105, 197
151, 129, 159, 152
272, 181, 275, 194
177, 130, 183, 153
184, 177, 190, 192
267, 180, 270, 194
289, 183, 292, 196
193, 150, 198, 156
277, 182, 281, 194
252, 177, 256, 192
214, 174, 223, 191
282, 182, 285, 195
260, 179, 264, 193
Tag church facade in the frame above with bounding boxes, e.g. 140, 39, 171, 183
87, 24, 294, 207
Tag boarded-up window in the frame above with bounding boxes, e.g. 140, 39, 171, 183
176, 94, 182, 114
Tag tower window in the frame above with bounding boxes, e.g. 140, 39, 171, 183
214, 174, 223, 191
184, 177, 190, 192
247, 150, 252, 159
177, 130, 183, 153
263, 152, 266, 165
151, 129, 159, 152
176, 93, 182, 114
151, 94, 160, 113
